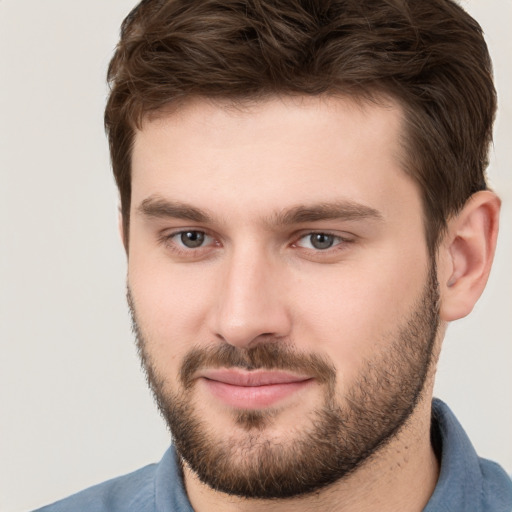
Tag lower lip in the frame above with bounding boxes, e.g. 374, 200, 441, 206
202, 378, 313, 409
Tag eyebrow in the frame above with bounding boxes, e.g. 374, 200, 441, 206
137, 195, 382, 226
138, 196, 211, 223
270, 202, 383, 226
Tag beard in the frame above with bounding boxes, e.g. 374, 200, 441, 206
128, 262, 440, 499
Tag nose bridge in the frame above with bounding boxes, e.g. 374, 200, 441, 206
213, 241, 290, 347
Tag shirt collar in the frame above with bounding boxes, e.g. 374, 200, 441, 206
424, 398, 484, 511
155, 445, 193, 512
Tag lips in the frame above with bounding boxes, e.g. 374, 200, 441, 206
199, 369, 313, 409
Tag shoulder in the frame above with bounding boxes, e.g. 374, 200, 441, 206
32, 463, 158, 512
428, 399, 512, 511
479, 458, 512, 510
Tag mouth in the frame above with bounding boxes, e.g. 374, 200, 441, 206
198, 369, 314, 409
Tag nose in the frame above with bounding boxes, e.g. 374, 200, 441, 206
210, 244, 292, 349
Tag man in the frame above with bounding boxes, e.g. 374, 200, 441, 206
35, 0, 512, 510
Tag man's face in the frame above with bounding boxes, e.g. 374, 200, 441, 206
128, 96, 440, 498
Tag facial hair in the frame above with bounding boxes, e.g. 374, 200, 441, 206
128, 262, 439, 499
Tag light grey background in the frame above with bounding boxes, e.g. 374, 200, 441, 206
0, 1, 510, 511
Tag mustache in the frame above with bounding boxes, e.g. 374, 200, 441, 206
180, 342, 336, 390
127, 286, 336, 392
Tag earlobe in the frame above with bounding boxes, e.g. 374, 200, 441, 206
439, 190, 500, 322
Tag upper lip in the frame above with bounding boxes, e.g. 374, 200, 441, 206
200, 369, 312, 387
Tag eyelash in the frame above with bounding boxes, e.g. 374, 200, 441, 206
159, 229, 354, 258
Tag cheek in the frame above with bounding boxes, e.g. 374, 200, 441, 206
290, 251, 428, 380
128, 255, 215, 382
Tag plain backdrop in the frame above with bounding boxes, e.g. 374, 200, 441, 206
0, 1, 511, 511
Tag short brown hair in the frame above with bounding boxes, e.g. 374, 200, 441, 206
105, 0, 496, 251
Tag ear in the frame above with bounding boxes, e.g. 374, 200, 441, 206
438, 190, 500, 322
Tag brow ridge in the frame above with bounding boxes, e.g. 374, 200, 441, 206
137, 196, 382, 226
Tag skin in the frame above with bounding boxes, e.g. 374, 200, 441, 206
126, 95, 500, 512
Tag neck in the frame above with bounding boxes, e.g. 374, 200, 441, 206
183, 395, 439, 512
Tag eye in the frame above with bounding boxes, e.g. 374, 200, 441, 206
159, 229, 219, 259
296, 232, 343, 250
167, 230, 214, 250
179, 231, 206, 248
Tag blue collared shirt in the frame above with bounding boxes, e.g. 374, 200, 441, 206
34, 399, 512, 511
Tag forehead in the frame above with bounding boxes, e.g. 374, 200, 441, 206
130, 95, 418, 223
